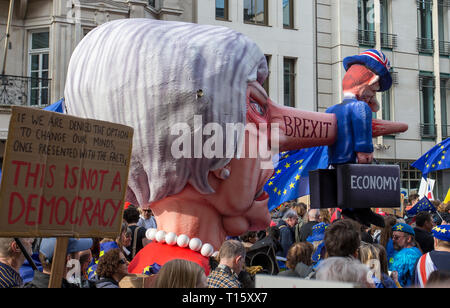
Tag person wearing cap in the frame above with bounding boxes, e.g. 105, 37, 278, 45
307, 222, 328, 267
390, 223, 422, 287
414, 224, 450, 287
24, 238, 93, 288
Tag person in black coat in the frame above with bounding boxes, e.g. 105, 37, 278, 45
414, 211, 435, 254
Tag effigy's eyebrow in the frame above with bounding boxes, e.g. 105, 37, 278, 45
248, 82, 268, 103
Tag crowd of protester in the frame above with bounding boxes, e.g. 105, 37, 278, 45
0, 196, 449, 288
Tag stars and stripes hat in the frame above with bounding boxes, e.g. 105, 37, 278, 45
432, 225, 450, 242
343, 49, 392, 91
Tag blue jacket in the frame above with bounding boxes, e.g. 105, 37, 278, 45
277, 220, 295, 258
326, 97, 373, 164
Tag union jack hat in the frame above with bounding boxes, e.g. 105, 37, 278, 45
343, 49, 392, 91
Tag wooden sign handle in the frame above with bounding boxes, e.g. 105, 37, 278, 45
48, 237, 69, 288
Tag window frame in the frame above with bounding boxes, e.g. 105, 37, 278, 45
283, 57, 296, 108
283, 0, 294, 29
28, 29, 50, 107
215, 0, 229, 21
244, 0, 269, 26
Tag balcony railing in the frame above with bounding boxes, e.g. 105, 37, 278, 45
442, 125, 450, 139
381, 32, 398, 49
358, 30, 398, 49
440, 41, 450, 57
358, 29, 375, 47
0, 74, 51, 107
421, 123, 437, 138
417, 37, 434, 54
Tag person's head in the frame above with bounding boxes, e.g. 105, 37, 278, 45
308, 209, 320, 222
392, 223, 415, 250
154, 259, 207, 288
239, 231, 258, 244
380, 215, 397, 247
316, 257, 373, 288
266, 226, 280, 240
324, 220, 360, 258
373, 244, 389, 275
123, 206, 141, 224
408, 193, 420, 206
79, 249, 92, 278
358, 242, 381, 280
96, 248, 128, 282
291, 202, 307, 218
0, 238, 33, 270
286, 242, 314, 269
283, 209, 299, 227
319, 209, 331, 224
218, 240, 246, 274
425, 270, 450, 288
39, 238, 93, 274
141, 205, 153, 220
432, 225, 450, 252
415, 211, 434, 232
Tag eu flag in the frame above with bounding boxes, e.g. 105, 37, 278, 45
406, 196, 436, 217
265, 146, 329, 211
411, 138, 450, 178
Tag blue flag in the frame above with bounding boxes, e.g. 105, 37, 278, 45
411, 138, 450, 178
44, 98, 64, 113
265, 146, 329, 212
406, 196, 436, 217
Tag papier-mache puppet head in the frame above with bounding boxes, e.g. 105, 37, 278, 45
342, 49, 392, 112
64, 19, 337, 249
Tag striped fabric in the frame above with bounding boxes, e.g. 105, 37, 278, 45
0, 262, 23, 288
65, 19, 268, 207
414, 253, 437, 288
360, 50, 391, 71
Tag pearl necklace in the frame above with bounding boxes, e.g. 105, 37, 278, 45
145, 228, 218, 258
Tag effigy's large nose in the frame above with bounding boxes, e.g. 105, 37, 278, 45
268, 101, 337, 152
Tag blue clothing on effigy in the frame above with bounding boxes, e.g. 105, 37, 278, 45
326, 95, 373, 165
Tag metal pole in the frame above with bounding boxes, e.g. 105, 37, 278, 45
1, 0, 15, 75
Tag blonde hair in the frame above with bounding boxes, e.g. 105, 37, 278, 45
319, 209, 331, 224
358, 242, 380, 265
154, 259, 205, 288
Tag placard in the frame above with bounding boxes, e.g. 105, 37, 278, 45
0, 106, 133, 238
336, 164, 401, 208
254, 275, 354, 288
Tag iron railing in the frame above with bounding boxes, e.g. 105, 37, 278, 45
417, 37, 434, 53
0, 74, 51, 107
440, 41, 450, 57
420, 123, 437, 138
358, 29, 376, 47
442, 125, 450, 139
381, 32, 398, 49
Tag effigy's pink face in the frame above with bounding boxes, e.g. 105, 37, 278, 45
207, 82, 337, 236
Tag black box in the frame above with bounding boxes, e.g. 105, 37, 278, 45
309, 169, 337, 209
336, 164, 401, 208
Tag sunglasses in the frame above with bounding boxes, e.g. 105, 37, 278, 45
118, 259, 127, 265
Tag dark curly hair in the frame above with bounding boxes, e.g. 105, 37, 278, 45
96, 248, 123, 278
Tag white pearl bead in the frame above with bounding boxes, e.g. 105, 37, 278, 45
146, 228, 158, 241
165, 232, 177, 246
177, 234, 190, 248
189, 238, 202, 252
155, 230, 166, 243
200, 243, 214, 257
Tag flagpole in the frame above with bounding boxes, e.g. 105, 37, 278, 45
1, 0, 15, 75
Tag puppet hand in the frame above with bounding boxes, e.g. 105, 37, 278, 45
356, 152, 373, 164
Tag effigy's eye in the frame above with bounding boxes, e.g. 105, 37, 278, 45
250, 98, 265, 116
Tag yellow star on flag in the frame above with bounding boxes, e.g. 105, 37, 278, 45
289, 182, 295, 189
273, 187, 277, 193
278, 190, 281, 196
396, 225, 404, 231
299, 165, 303, 170
285, 163, 291, 169
268, 181, 273, 186
276, 169, 281, 175
283, 189, 287, 195
295, 174, 300, 181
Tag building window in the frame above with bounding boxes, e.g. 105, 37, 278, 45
438, 0, 450, 56
216, 0, 229, 20
148, 0, 156, 7
417, 0, 434, 53
382, 89, 391, 121
262, 55, 271, 96
441, 77, 449, 138
28, 30, 50, 106
419, 73, 436, 138
283, 58, 296, 108
358, 0, 375, 46
244, 0, 268, 26
283, 0, 294, 29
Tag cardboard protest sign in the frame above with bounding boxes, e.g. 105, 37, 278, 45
0, 106, 133, 238
255, 275, 354, 288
